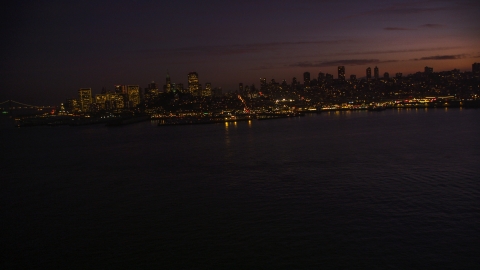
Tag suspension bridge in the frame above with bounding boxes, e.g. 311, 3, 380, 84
0, 100, 55, 115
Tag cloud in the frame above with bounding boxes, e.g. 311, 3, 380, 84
420, 24, 446, 28
412, 54, 467, 61
345, 3, 452, 20
140, 40, 352, 56
338, 47, 462, 56
384, 27, 414, 31
290, 59, 398, 68
384, 24, 446, 31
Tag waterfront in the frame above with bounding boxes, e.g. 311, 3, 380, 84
1, 108, 479, 269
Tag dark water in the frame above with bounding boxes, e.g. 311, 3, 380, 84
1, 108, 480, 269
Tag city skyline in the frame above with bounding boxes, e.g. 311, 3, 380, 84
1, 0, 479, 104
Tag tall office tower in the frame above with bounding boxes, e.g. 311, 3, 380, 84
260, 78, 267, 91
126, 85, 140, 108
366, 67, 372, 80
145, 81, 159, 102
291, 77, 297, 86
148, 81, 158, 91
350, 74, 356, 81
196, 84, 202, 97
176, 83, 184, 93
101, 87, 107, 94
325, 73, 334, 82
338, 66, 346, 81
164, 72, 172, 93
473, 63, 480, 77
239, 83, 243, 93
203, 83, 212, 97
78, 88, 92, 112
303, 72, 310, 88
95, 94, 107, 110
110, 94, 124, 111
114, 85, 126, 94
213, 87, 223, 97
188, 72, 199, 95
424, 66, 433, 74
395, 73, 402, 78
384, 72, 389, 79
318, 72, 325, 81
65, 98, 79, 113
374, 66, 379, 79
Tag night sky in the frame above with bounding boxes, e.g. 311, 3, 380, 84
1, 0, 479, 104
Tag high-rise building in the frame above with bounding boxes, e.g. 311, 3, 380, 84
239, 83, 243, 93
176, 83, 184, 93
188, 72, 199, 95
338, 66, 345, 81
374, 66, 379, 79
350, 74, 356, 81
213, 87, 223, 97
424, 66, 433, 74
366, 67, 372, 80
203, 83, 212, 97
384, 72, 389, 79
260, 78, 267, 91
148, 81, 158, 91
114, 85, 126, 94
395, 73, 403, 78
95, 94, 107, 110
107, 93, 124, 111
78, 88, 92, 112
303, 72, 310, 88
127, 85, 140, 108
164, 72, 172, 93
472, 63, 480, 76
318, 72, 325, 81
65, 98, 79, 113
145, 81, 159, 102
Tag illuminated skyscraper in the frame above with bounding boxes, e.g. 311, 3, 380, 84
260, 78, 267, 91
95, 94, 107, 110
127, 85, 140, 108
145, 81, 159, 102
338, 66, 345, 81
114, 85, 126, 94
203, 83, 212, 97
366, 67, 372, 80
65, 98, 79, 113
374, 66, 379, 79
176, 83, 184, 93
148, 81, 158, 92
188, 72, 199, 95
78, 88, 92, 112
303, 72, 310, 88
164, 72, 172, 93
